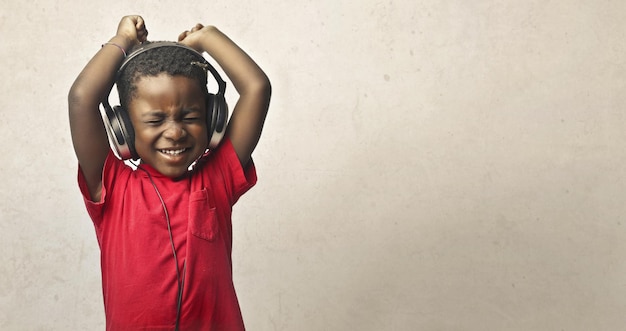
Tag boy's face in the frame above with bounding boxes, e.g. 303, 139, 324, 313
128, 73, 209, 178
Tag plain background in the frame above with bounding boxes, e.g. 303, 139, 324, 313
1, 0, 626, 330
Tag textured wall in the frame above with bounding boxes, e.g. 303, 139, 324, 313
1, 0, 626, 330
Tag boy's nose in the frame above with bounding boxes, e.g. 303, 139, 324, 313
163, 121, 187, 141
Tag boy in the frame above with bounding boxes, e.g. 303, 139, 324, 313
68, 15, 271, 330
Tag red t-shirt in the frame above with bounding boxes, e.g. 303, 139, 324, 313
78, 138, 256, 330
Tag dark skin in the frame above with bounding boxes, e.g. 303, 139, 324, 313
129, 74, 209, 179
69, 15, 271, 201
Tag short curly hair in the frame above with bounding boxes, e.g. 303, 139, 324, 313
116, 41, 209, 108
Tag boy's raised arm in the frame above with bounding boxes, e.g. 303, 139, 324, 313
178, 25, 271, 168
68, 16, 148, 201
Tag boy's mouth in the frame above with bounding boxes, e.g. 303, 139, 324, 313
158, 148, 188, 156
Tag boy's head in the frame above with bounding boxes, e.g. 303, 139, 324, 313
116, 42, 214, 178
117, 41, 209, 108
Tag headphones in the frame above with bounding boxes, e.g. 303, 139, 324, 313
100, 41, 228, 160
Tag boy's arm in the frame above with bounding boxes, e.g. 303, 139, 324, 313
68, 16, 148, 201
179, 25, 271, 168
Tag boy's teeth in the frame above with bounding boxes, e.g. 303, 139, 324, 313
161, 149, 185, 155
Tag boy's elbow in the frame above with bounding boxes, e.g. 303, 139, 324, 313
241, 75, 271, 106
250, 70, 271, 91
255, 75, 272, 100
262, 79, 272, 100
259, 80, 272, 112
68, 83, 98, 113
68, 83, 87, 109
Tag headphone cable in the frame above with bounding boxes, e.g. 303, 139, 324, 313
137, 165, 185, 330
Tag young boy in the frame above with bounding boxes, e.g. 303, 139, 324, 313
68, 15, 271, 330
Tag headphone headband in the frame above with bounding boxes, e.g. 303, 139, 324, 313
102, 41, 227, 113
118, 41, 226, 94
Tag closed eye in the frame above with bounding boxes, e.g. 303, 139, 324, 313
183, 116, 201, 123
145, 118, 164, 126
182, 109, 203, 123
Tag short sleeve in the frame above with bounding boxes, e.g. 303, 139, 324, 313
77, 151, 132, 226
202, 138, 257, 206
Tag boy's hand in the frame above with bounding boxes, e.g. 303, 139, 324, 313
116, 15, 149, 47
177, 23, 214, 52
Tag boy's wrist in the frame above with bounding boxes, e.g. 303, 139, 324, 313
197, 26, 223, 53
107, 36, 134, 54
102, 42, 127, 57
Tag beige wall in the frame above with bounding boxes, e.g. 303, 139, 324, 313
1, 0, 625, 329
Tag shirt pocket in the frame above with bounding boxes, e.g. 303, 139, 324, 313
189, 188, 219, 242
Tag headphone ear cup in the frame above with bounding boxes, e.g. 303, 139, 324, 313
99, 103, 137, 160
206, 93, 228, 149
115, 106, 138, 160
